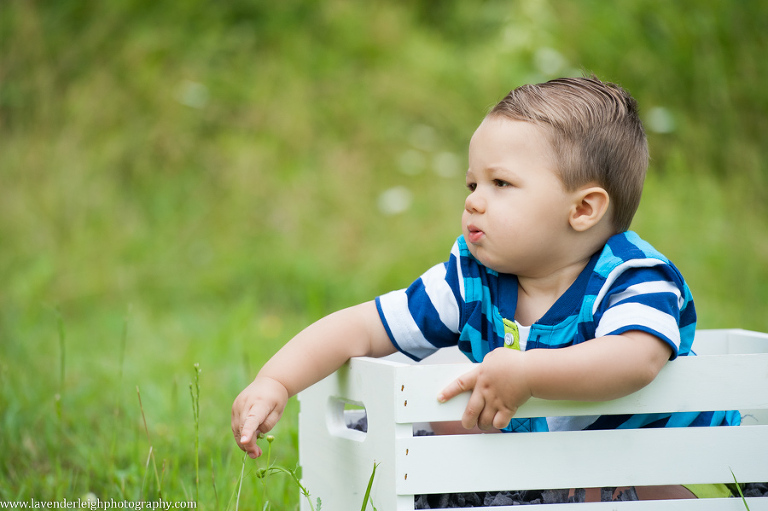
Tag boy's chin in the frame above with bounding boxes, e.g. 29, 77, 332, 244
468, 246, 502, 272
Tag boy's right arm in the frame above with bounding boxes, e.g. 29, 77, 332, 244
232, 300, 396, 458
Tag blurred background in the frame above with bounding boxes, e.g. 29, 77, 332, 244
2, 0, 767, 507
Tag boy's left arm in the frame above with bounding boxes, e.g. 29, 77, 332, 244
438, 331, 672, 431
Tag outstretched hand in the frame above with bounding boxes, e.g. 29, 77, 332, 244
232, 376, 289, 458
437, 347, 532, 431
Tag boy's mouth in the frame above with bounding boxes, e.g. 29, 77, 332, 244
466, 225, 484, 243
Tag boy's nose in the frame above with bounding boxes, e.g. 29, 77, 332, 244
465, 190, 486, 214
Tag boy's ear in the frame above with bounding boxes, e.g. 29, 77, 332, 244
569, 186, 610, 232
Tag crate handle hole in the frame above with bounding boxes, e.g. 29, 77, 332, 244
326, 397, 367, 441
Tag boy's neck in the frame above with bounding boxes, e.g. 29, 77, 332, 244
514, 221, 616, 326
514, 255, 593, 326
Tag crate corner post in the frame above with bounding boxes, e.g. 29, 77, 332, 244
299, 357, 413, 510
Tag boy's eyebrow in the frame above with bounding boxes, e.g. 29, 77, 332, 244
468, 165, 518, 179
488, 165, 511, 175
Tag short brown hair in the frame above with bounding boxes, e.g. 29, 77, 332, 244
489, 76, 648, 233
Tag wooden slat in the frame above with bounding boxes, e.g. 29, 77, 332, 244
694, 328, 768, 355
438, 498, 768, 511
395, 425, 768, 495
390, 353, 768, 423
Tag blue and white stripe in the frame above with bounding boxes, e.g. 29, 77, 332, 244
375, 231, 739, 431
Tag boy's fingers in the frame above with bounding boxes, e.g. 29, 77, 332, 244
237, 413, 264, 459
260, 408, 282, 435
238, 406, 271, 446
238, 418, 257, 444
437, 367, 478, 403
236, 403, 286, 458
246, 444, 263, 459
492, 408, 516, 430
462, 389, 484, 430
477, 403, 499, 430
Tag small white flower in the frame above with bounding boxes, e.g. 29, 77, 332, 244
432, 151, 462, 179
398, 149, 426, 176
176, 80, 209, 109
409, 124, 437, 152
646, 106, 675, 134
378, 187, 413, 216
534, 47, 567, 76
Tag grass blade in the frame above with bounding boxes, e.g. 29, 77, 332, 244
189, 363, 201, 505
136, 386, 162, 499
234, 453, 247, 511
730, 469, 751, 511
361, 462, 379, 511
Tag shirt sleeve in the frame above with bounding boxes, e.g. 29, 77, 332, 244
593, 261, 691, 359
375, 241, 464, 361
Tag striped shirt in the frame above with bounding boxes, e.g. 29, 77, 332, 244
376, 231, 740, 431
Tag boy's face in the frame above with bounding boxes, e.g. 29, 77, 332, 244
463, 116, 578, 277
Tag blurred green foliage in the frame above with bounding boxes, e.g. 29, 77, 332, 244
1, 0, 767, 507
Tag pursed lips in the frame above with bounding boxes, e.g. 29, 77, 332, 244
466, 223, 485, 243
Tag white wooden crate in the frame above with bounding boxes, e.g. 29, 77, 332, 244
298, 329, 768, 510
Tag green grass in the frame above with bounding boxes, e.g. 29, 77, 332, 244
2, 0, 767, 508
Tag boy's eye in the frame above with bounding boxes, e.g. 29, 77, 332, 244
466, 182, 477, 192
494, 179, 511, 188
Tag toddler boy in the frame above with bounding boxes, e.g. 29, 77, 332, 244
232, 77, 738, 482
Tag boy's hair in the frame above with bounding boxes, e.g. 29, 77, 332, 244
489, 76, 648, 233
